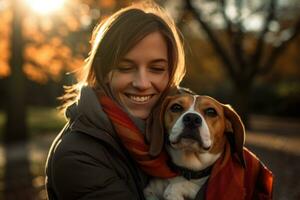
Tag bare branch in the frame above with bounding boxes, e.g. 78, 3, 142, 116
239, 4, 265, 23
185, 0, 237, 81
232, 0, 246, 69
260, 17, 300, 75
251, 0, 277, 67
220, 0, 244, 67
220, 0, 246, 72
220, 0, 234, 38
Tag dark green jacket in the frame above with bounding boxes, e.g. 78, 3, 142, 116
45, 87, 148, 200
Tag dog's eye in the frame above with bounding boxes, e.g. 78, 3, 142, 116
170, 103, 183, 113
205, 108, 217, 117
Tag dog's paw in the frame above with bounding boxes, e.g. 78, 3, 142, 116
163, 177, 201, 200
163, 185, 185, 200
163, 193, 184, 200
144, 190, 160, 200
145, 196, 160, 200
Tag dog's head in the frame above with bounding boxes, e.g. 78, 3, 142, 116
161, 93, 245, 168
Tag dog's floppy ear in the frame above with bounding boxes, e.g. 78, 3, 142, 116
146, 87, 180, 157
223, 105, 245, 167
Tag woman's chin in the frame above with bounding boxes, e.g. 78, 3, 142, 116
128, 110, 150, 120
120, 95, 158, 119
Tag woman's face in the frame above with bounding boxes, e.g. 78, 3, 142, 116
109, 31, 170, 119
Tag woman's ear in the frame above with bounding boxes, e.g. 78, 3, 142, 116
223, 105, 246, 167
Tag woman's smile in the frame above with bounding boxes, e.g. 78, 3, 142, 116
125, 94, 154, 103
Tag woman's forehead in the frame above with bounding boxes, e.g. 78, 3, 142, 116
119, 31, 168, 63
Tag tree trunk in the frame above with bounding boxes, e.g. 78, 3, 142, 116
232, 80, 252, 129
3, 2, 35, 199
5, 0, 28, 143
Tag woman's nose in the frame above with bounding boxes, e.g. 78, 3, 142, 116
132, 70, 151, 90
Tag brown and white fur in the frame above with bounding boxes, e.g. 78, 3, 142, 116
144, 93, 245, 200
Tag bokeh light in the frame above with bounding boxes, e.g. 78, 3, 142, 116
25, 0, 65, 15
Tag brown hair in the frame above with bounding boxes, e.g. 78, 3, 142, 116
61, 1, 185, 109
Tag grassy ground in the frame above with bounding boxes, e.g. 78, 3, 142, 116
0, 107, 66, 200
27, 107, 66, 136
0, 107, 66, 138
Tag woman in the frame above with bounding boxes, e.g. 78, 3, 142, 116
45, 2, 185, 200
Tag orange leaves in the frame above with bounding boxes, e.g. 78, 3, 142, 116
62, 14, 81, 32
1, 0, 124, 83
0, 6, 11, 77
23, 36, 84, 83
99, 0, 116, 9
26, 44, 54, 67
23, 63, 48, 83
16, 0, 90, 84
0, 60, 10, 78
0, 38, 10, 77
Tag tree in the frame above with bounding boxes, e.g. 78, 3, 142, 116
180, 0, 300, 124
5, 0, 27, 142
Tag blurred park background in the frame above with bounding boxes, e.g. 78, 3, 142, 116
0, 0, 299, 199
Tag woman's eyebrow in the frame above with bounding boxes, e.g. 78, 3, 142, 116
150, 59, 168, 64
119, 58, 135, 63
120, 58, 168, 64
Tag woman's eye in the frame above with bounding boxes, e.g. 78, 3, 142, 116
117, 66, 134, 72
150, 66, 167, 73
204, 108, 217, 117
170, 103, 183, 113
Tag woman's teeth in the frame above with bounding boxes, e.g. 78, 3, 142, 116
129, 95, 151, 102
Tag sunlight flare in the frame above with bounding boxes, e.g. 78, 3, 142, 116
25, 0, 65, 15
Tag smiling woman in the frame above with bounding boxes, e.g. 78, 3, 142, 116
25, 0, 65, 14
45, 2, 186, 199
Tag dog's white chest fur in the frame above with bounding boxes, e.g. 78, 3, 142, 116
144, 176, 209, 200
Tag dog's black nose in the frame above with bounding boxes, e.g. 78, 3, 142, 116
183, 113, 202, 128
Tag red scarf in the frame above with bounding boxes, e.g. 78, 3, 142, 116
99, 94, 177, 178
206, 142, 273, 200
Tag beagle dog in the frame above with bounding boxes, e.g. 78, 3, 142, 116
144, 93, 246, 200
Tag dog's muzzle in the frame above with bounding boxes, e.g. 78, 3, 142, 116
183, 113, 202, 128
178, 113, 203, 142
